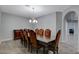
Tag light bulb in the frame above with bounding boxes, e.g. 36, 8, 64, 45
29, 19, 32, 23
33, 20, 36, 23
35, 20, 38, 23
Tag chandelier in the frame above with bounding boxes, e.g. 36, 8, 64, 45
29, 7, 38, 23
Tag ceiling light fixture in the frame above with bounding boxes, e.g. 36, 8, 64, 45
29, 7, 38, 23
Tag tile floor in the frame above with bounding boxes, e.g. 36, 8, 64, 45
0, 40, 78, 54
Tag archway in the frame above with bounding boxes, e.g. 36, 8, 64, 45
64, 11, 78, 51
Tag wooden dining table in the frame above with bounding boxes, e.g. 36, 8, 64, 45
37, 36, 55, 54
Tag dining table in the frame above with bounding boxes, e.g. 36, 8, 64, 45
37, 36, 55, 54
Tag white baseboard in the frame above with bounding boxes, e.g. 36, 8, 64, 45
77, 47, 79, 52
0, 38, 13, 43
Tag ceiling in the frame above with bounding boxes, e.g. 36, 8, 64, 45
0, 5, 71, 19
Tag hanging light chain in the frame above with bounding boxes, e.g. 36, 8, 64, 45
29, 7, 38, 23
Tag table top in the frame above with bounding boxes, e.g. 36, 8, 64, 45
37, 36, 55, 43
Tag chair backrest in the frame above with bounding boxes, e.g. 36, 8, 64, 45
45, 29, 51, 39
35, 28, 39, 35
24, 29, 28, 32
14, 29, 21, 40
23, 29, 28, 40
29, 30, 37, 47
55, 30, 61, 46
39, 29, 44, 37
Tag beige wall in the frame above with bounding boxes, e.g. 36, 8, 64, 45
0, 12, 30, 41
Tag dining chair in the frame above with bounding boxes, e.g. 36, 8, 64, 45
45, 29, 51, 39
48, 30, 61, 54
20, 29, 25, 46
22, 29, 28, 48
29, 30, 44, 54
23, 29, 31, 51
39, 29, 44, 37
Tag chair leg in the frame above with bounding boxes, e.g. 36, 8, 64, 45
43, 47, 45, 54
36, 48, 38, 54
22, 40, 24, 45
57, 51, 58, 54
28, 43, 30, 52
21, 39, 23, 45
31, 46, 32, 53
57, 49, 58, 54
53, 51, 55, 54
24, 40, 27, 48
24, 40, 25, 47
57, 47, 58, 54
